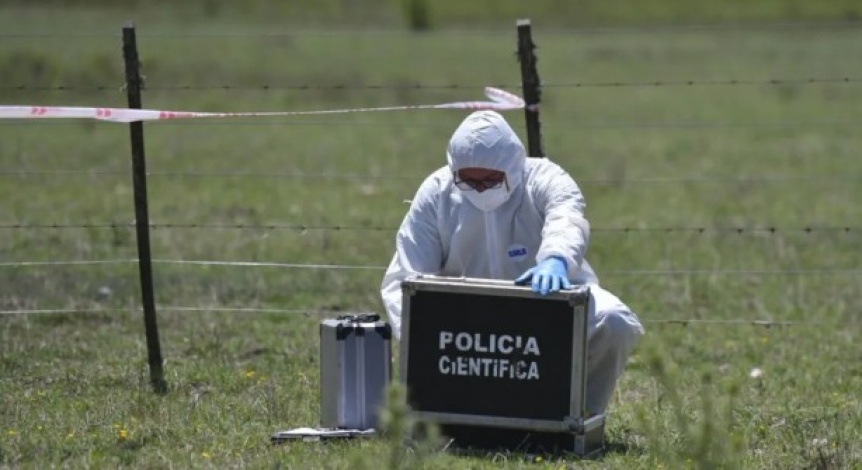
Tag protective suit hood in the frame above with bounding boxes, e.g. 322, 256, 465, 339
446, 111, 526, 194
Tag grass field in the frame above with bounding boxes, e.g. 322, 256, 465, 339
2, 3, 862, 469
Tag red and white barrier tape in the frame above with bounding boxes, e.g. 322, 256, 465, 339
0, 86, 524, 123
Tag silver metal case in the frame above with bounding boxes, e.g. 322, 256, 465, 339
319, 315, 392, 430
400, 276, 604, 456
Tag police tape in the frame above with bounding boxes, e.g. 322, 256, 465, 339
0, 86, 524, 123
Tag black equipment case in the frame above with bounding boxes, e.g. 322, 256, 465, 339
399, 276, 604, 456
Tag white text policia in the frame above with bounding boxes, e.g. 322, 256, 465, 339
437, 331, 541, 380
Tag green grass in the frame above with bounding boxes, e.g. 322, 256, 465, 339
2, 3, 862, 469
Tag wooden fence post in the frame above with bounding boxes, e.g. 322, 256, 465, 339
516, 18, 545, 158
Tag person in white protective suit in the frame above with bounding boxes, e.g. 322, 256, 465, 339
380, 110, 644, 415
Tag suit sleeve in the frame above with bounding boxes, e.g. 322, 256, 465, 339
532, 162, 590, 279
380, 175, 444, 339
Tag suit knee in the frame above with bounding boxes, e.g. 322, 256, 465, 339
597, 309, 644, 350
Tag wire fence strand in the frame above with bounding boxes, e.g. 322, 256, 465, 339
0, 223, 856, 234
2, 258, 860, 276
2, 20, 861, 38
2, 169, 862, 184
4, 76, 861, 93
3, 118, 859, 132
0, 305, 835, 327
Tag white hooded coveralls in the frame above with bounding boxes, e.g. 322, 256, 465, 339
381, 111, 644, 414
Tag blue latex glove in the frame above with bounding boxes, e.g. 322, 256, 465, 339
514, 256, 572, 295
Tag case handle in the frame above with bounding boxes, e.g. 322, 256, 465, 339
336, 313, 380, 323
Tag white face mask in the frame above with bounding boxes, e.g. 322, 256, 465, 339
463, 187, 511, 212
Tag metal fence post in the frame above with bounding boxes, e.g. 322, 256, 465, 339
122, 22, 167, 394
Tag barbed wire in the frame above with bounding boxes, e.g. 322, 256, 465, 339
1, 21, 860, 38
0, 223, 856, 234
536, 20, 862, 34
0, 305, 833, 327
2, 169, 861, 184
0, 170, 412, 179
3, 118, 860, 131
2, 258, 860, 276
0, 260, 135, 267
3, 77, 860, 93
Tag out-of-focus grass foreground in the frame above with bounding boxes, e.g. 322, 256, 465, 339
2, 1, 862, 468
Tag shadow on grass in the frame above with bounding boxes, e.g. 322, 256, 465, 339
442, 435, 644, 463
